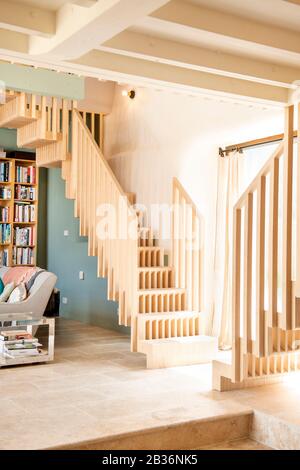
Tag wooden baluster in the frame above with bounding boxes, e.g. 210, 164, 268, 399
256, 176, 266, 358
282, 105, 294, 330
186, 204, 193, 311
100, 113, 104, 152
52, 97, 58, 137
31, 94, 36, 119
296, 102, 300, 328
232, 207, 242, 383
243, 193, 253, 370
268, 158, 279, 353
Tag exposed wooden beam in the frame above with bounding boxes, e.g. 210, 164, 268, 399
103, 30, 300, 88
151, 0, 300, 56
0, 29, 28, 54
72, 49, 289, 104
0, 0, 55, 37
29, 0, 170, 59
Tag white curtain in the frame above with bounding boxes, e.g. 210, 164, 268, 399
212, 150, 245, 349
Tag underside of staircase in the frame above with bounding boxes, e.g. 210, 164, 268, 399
0, 90, 217, 369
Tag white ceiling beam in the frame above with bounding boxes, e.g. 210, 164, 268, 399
151, 0, 300, 55
29, 0, 170, 59
103, 30, 300, 88
0, 0, 55, 37
0, 29, 28, 54
72, 49, 289, 105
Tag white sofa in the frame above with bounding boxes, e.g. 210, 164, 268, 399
0, 267, 57, 319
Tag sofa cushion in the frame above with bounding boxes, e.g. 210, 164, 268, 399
26, 268, 44, 291
8, 283, 27, 304
3, 267, 38, 287
0, 282, 15, 303
0, 277, 4, 295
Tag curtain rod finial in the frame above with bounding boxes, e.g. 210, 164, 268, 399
219, 147, 225, 158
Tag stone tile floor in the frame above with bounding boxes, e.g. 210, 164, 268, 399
1, 318, 300, 450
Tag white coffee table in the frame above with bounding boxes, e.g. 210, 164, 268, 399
0, 313, 55, 367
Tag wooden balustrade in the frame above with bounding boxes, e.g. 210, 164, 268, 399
214, 103, 300, 390
69, 110, 138, 327
0, 92, 39, 128
137, 312, 202, 342
79, 111, 105, 152
172, 177, 203, 312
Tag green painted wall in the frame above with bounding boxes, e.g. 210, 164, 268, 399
46, 168, 129, 334
0, 63, 84, 99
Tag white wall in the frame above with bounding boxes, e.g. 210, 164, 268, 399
104, 85, 284, 330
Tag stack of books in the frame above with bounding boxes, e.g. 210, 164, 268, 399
15, 185, 36, 201
14, 226, 34, 245
15, 166, 36, 184
0, 206, 10, 223
0, 187, 11, 200
0, 223, 11, 244
0, 149, 6, 158
14, 203, 35, 223
0, 330, 42, 359
13, 246, 34, 265
0, 162, 10, 182
0, 249, 9, 266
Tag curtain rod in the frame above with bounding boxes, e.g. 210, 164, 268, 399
219, 130, 297, 157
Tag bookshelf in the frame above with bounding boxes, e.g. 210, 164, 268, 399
0, 155, 38, 267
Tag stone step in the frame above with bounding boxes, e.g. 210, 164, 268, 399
138, 334, 218, 369
51, 408, 253, 450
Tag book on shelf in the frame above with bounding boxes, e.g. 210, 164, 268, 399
0, 206, 10, 223
12, 246, 34, 265
0, 249, 9, 266
0, 186, 11, 199
14, 185, 36, 201
0, 149, 6, 158
0, 223, 11, 244
14, 226, 34, 246
14, 203, 35, 223
0, 162, 10, 182
15, 165, 36, 184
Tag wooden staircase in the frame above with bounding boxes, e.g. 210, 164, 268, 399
213, 103, 300, 390
0, 91, 217, 368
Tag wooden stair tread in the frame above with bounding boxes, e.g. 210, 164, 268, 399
138, 311, 200, 319
138, 266, 172, 272
138, 288, 185, 294
0, 115, 38, 128
139, 246, 162, 251
140, 334, 216, 345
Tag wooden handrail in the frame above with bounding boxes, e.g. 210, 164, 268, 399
235, 141, 284, 210
172, 177, 203, 312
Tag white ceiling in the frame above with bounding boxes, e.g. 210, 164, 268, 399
16, 0, 97, 11
186, 0, 300, 32
0, 0, 300, 105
